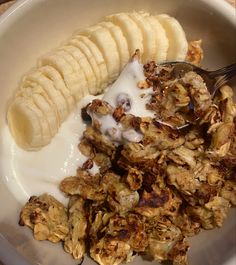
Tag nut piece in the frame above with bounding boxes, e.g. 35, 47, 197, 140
137, 80, 150, 89
186, 40, 203, 66
82, 159, 93, 170
81, 103, 92, 122
113, 106, 125, 122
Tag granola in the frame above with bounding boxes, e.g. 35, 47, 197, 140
19, 194, 69, 243
19, 50, 236, 265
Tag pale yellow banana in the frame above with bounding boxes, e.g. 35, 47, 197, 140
67, 38, 102, 91
17, 81, 59, 137
79, 25, 120, 83
8, 12, 189, 151
58, 45, 97, 95
145, 15, 169, 62
7, 97, 51, 150
98, 21, 129, 70
73, 35, 108, 91
156, 14, 188, 61
54, 49, 90, 98
129, 12, 156, 62
38, 65, 75, 113
22, 70, 68, 123
105, 13, 143, 57
39, 53, 86, 101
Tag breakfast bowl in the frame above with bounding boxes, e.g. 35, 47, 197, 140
0, 0, 235, 265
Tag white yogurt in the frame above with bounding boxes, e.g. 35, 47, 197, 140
103, 58, 154, 118
0, 95, 100, 205
1, 59, 154, 205
91, 59, 154, 144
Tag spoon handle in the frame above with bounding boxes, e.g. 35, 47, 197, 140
210, 63, 236, 92
209, 63, 236, 77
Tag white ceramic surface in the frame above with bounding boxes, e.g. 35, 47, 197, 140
0, 0, 235, 265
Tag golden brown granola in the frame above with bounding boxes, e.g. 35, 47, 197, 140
19, 53, 236, 265
186, 40, 203, 66
63, 196, 87, 260
19, 194, 69, 243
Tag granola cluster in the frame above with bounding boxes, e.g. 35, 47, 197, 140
19, 56, 236, 265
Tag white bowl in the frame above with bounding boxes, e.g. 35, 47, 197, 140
0, 0, 235, 265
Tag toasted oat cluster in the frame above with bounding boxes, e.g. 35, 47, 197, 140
19, 60, 236, 265
19, 194, 69, 243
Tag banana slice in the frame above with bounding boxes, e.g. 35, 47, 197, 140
105, 13, 143, 58
17, 82, 59, 137
73, 35, 108, 91
38, 66, 75, 113
129, 12, 156, 62
98, 21, 129, 70
79, 25, 120, 83
7, 97, 50, 150
7, 11, 190, 151
20, 79, 59, 118
31, 93, 58, 137
22, 70, 68, 123
55, 49, 90, 97
39, 53, 86, 101
144, 16, 169, 62
58, 45, 97, 95
156, 14, 188, 61
67, 38, 101, 91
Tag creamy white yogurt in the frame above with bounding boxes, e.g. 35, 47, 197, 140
103, 58, 154, 118
0, 95, 101, 205
91, 59, 154, 144
1, 59, 153, 205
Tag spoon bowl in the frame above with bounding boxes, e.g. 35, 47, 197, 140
160, 61, 236, 96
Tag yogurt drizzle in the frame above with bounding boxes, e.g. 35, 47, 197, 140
1, 59, 154, 204
103, 57, 154, 118
90, 58, 154, 144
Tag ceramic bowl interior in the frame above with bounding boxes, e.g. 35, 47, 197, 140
0, 0, 235, 265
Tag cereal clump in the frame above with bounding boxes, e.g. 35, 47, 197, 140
19, 59, 236, 265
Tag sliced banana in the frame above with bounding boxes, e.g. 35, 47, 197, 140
156, 14, 188, 61
22, 70, 68, 123
31, 93, 58, 137
38, 65, 75, 113
54, 49, 90, 97
39, 53, 86, 101
129, 12, 156, 62
98, 21, 129, 70
145, 16, 169, 62
20, 96, 51, 148
58, 45, 97, 95
73, 35, 108, 91
7, 97, 50, 150
8, 12, 190, 151
18, 82, 59, 137
19, 79, 59, 118
79, 25, 120, 83
67, 38, 101, 91
105, 13, 143, 58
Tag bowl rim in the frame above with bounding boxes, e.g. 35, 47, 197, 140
0, 0, 235, 265
0, 0, 235, 30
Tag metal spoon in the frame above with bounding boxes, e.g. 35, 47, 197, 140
157, 61, 236, 129
160, 61, 236, 96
